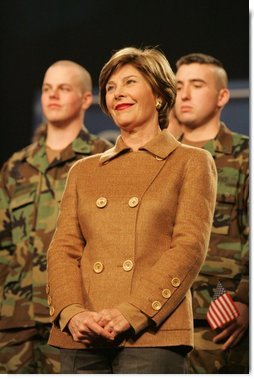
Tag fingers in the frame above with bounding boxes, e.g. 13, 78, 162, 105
213, 321, 237, 343
213, 320, 247, 350
99, 308, 131, 335
68, 311, 114, 343
68, 309, 131, 344
222, 327, 245, 350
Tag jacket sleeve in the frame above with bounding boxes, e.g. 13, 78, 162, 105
47, 160, 87, 324
0, 163, 15, 303
234, 154, 249, 305
117, 149, 217, 332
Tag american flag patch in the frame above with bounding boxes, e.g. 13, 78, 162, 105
206, 281, 239, 330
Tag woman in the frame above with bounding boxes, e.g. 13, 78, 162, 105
47, 47, 217, 374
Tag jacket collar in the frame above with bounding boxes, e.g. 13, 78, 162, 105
99, 129, 180, 164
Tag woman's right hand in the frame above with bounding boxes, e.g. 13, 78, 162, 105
68, 311, 115, 345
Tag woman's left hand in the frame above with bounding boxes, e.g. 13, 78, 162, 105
213, 302, 249, 350
98, 308, 131, 338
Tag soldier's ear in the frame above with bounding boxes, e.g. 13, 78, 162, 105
217, 88, 230, 108
82, 91, 93, 111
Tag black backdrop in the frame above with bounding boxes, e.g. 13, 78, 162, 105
0, 0, 249, 166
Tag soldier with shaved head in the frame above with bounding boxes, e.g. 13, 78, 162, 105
0, 60, 112, 373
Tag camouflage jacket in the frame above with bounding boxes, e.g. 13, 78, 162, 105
182, 123, 249, 319
0, 126, 112, 329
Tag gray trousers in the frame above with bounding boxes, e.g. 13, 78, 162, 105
60, 346, 189, 374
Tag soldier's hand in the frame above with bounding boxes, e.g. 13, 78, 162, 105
213, 302, 248, 350
68, 310, 115, 344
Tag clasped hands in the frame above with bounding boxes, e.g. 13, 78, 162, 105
68, 308, 131, 345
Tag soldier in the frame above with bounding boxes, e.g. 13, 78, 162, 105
174, 53, 249, 373
0, 60, 112, 373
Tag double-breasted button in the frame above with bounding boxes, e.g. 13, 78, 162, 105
123, 259, 133, 272
46, 284, 50, 294
155, 156, 163, 161
49, 306, 55, 316
171, 277, 181, 287
47, 295, 52, 305
162, 288, 171, 299
128, 197, 139, 208
96, 197, 107, 208
93, 261, 104, 273
152, 301, 162, 311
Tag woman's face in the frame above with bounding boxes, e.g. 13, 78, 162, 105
105, 64, 158, 131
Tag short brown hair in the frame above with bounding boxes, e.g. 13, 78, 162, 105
99, 46, 176, 129
176, 53, 228, 88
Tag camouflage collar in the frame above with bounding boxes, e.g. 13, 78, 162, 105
26, 125, 94, 172
179, 122, 233, 157
71, 126, 96, 154
204, 123, 234, 156
99, 129, 180, 164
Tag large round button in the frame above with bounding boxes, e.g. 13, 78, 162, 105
171, 277, 181, 287
93, 261, 104, 273
152, 301, 162, 311
96, 197, 107, 208
47, 295, 52, 305
49, 306, 55, 316
162, 289, 171, 299
128, 197, 139, 208
123, 259, 133, 272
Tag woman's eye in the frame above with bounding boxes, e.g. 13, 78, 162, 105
106, 85, 114, 92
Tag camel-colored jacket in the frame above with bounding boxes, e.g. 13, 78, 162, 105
47, 130, 217, 349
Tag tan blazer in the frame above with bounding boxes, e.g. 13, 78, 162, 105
47, 130, 217, 349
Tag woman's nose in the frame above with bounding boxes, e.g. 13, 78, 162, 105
113, 85, 125, 99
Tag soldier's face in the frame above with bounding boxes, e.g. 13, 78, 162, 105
41, 65, 87, 125
174, 63, 221, 129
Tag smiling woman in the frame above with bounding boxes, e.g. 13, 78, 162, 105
47, 46, 218, 374
104, 64, 160, 139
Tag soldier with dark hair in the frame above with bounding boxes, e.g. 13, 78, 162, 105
174, 53, 249, 373
0, 60, 112, 373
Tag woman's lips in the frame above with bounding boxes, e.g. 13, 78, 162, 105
115, 103, 133, 111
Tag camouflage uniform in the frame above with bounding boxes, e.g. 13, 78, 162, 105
182, 123, 249, 373
0, 126, 112, 373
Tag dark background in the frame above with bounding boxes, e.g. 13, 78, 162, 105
1, 0, 249, 166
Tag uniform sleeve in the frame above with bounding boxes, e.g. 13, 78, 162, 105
234, 155, 249, 305
47, 161, 87, 324
0, 163, 15, 302
117, 150, 217, 332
